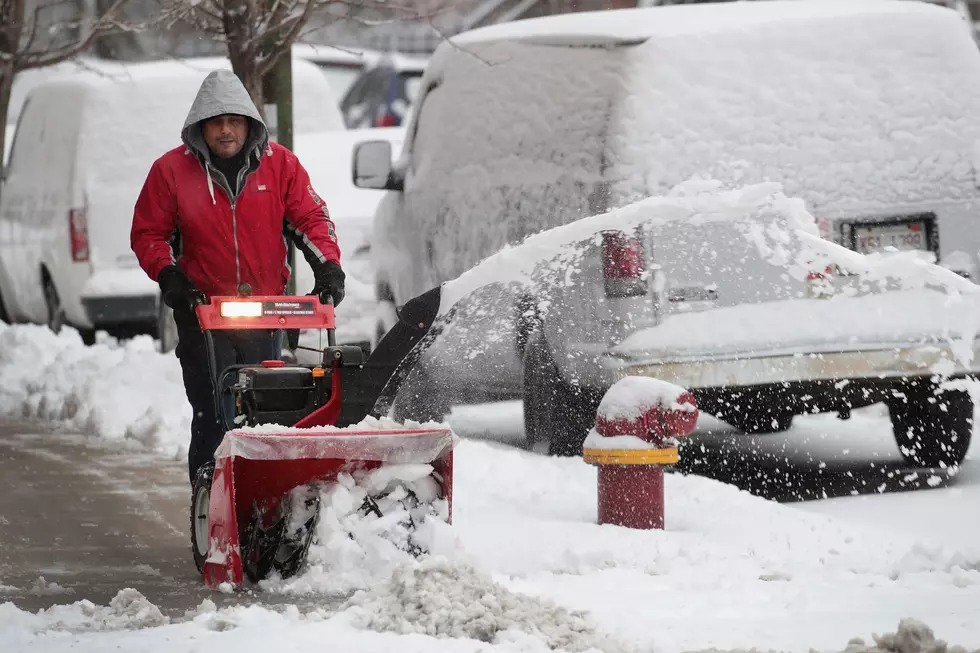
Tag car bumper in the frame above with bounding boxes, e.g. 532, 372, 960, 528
603, 340, 980, 390
82, 295, 158, 326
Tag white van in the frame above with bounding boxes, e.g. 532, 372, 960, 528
354, 0, 980, 464
0, 57, 344, 342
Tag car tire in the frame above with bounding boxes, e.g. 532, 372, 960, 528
158, 301, 178, 354
190, 462, 215, 574
887, 381, 973, 468
522, 332, 601, 457
43, 276, 65, 334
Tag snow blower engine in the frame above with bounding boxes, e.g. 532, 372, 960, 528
188, 294, 455, 591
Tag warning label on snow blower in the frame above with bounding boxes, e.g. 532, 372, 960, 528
262, 301, 316, 316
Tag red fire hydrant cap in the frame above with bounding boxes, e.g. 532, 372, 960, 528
595, 377, 698, 442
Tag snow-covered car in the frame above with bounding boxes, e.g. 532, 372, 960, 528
339, 52, 428, 129
354, 1, 980, 464
0, 56, 344, 344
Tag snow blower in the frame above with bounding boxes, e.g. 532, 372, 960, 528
188, 293, 455, 590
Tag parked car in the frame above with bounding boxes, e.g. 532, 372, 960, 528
340, 52, 428, 129
352, 1, 980, 464
0, 56, 344, 344
291, 43, 368, 99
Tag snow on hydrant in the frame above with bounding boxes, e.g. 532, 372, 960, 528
582, 376, 698, 530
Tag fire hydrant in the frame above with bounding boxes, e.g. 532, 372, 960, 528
582, 376, 699, 530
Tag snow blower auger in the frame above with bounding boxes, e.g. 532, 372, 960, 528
188, 293, 455, 591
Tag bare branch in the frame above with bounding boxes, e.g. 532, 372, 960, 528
13, 0, 130, 72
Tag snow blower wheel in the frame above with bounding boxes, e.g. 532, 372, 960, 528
190, 462, 215, 573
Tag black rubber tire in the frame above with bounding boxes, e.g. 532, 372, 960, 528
43, 276, 65, 334
190, 462, 215, 574
522, 332, 600, 457
888, 382, 973, 468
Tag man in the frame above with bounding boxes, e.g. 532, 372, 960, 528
131, 69, 345, 483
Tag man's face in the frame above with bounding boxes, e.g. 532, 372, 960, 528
202, 114, 248, 158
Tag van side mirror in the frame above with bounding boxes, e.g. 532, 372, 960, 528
352, 140, 402, 191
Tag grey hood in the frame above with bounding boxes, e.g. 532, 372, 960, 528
180, 69, 269, 164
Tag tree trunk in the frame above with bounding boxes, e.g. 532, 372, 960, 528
0, 64, 15, 176
223, 0, 265, 115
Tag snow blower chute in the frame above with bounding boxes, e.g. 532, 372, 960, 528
188, 293, 455, 590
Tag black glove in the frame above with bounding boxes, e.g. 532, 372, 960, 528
158, 265, 205, 311
311, 260, 345, 307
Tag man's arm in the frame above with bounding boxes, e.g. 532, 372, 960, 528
131, 160, 179, 281
280, 149, 342, 268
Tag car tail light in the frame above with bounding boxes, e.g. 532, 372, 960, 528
69, 208, 89, 262
602, 230, 646, 297
377, 113, 398, 127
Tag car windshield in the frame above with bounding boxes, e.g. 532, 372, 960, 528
317, 64, 362, 99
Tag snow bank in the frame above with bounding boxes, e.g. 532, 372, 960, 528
0, 323, 190, 456
0, 589, 167, 634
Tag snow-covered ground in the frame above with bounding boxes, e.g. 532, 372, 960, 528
0, 321, 978, 653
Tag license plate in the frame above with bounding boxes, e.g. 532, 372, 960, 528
852, 221, 929, 255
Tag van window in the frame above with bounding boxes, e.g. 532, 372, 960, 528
405, 40, 628, 275
5, 97, 41, 179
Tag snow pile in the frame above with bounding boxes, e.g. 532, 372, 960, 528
29, 577, 73, 597
1, 589, 168, 634
0, 324, 190, 456
345, 558, 629, 653
843, 619, 977, 653
264, 464, 458, 596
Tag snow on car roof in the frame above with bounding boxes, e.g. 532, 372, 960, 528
451, 0, 958, 46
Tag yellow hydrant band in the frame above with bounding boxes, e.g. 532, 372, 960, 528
582, 447, 679, 466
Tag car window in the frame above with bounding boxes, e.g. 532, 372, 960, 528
317, 64, 362, 98
400, 73, 424, 106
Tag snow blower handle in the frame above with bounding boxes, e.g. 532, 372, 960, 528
194, 295, 337, 332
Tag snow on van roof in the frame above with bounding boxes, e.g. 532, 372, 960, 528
27, 56, 343, 133
451, 0, 957, 46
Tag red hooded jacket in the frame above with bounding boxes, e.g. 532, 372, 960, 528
131, 69, 340, 299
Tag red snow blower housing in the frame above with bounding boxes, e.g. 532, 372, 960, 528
188, 294, 455, 590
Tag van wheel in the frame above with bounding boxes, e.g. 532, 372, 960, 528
158, 301, 178, 353
887, 382, 973, 468
43, 277, 66, 334
523, 332, 600, 457
0, 286, 9, 324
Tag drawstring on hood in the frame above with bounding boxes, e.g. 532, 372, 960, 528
206, 167, 216, 205
180, 69, 269, 202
